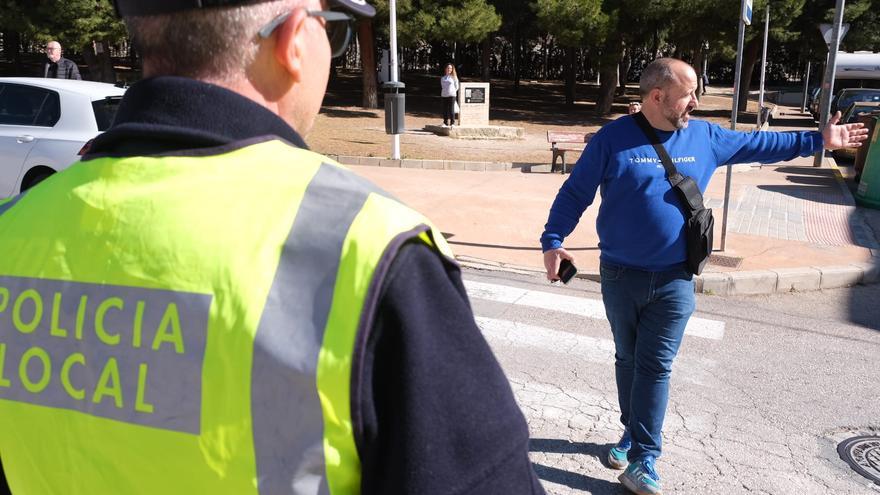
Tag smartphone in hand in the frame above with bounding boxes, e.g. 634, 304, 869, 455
557, 259, 577, 284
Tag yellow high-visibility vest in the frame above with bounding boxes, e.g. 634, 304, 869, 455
0, 138, 452, 495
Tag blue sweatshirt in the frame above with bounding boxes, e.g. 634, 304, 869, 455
540, 115, 823, 271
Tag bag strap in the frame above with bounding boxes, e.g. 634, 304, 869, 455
632, 111, 685, 185
632, 111, 706, 212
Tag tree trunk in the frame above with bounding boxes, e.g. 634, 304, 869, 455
513, 25, 521, 93
97, 39, 116, 82
81, 48, 96, 81
651, 31, 661, 60
737, 37, 762, 112
564, 46, 576, 106
357, 20, 378, 109
81, 40, 115, 82
541, 36, 548, 80
694, 48, 705, 98
596, 39, 622, 116
481, 38, 491, 81
4, 31, 23, 75
617, 45, 630, 96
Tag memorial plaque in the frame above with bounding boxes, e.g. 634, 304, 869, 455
465, 87, 485, 104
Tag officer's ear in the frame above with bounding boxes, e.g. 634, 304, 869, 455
272, 8, 309, 84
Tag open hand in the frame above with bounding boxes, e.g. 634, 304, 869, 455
822, 111, 870, 150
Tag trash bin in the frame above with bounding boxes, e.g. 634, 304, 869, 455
383, 81, 405, 135
855, 115, 880, 209
854, 113, 879, 182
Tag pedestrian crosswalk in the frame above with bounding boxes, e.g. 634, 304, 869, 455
465, 278, 728, 386
475, 316, 617, 364
464, 280, 726, 341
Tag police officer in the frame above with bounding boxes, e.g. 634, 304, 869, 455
0, 1, 545, 493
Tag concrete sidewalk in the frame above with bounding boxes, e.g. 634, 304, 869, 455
350, 155, 880, 296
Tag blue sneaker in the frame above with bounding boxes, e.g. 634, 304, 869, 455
607, 430, 631, 469
619, 456, 662, 495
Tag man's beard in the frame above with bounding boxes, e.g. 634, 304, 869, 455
662, 105, 691, 129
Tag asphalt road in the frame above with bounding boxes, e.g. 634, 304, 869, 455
463, 267, 880, 495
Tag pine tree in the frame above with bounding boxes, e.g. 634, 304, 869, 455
533, 0, 604, 105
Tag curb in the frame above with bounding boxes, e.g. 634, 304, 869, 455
696, 262, 880, 296
456, 255, 880, 296
328, 154, 514, 172
455, 255, 601, 282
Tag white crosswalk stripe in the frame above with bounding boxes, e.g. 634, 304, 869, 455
465, 280, 725, 341
475, 316, 720, 380
476, 316, 615, 364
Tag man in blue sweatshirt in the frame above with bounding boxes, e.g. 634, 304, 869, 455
540, 58, 867, 495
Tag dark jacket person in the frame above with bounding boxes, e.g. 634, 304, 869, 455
42, 41, 82, 80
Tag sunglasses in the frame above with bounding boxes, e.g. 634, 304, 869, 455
259, 10, 354, 59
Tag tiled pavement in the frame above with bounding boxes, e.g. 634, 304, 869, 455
706, 167, 880, 249
352, 155, 880, 295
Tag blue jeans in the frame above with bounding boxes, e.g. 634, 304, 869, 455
600, 261, 695, 461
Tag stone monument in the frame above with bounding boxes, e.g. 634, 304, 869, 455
424, 81, 524, 140
458, 82, 490, 126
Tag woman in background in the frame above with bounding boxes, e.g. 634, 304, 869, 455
440, 63, 459, 127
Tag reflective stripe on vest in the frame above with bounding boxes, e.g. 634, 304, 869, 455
0, 139, 453, 495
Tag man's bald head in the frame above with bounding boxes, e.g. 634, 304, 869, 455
46, 41, 62, 63
639, 58, 696, 99
638, 57, 699, 130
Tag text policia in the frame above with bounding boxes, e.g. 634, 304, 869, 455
0, 277, 211, 431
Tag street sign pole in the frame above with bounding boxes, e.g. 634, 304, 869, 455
721, 0, 750, 252
389, 0, 401, 159
801, 60, 811, 113
756, 4, 769, 129
812, 3, 848, 167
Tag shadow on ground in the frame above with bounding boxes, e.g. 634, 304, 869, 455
319, 108, 381, 119
757, 166, 852, 206
447, 239, 598, 252
530, 439, 626, 493
845, 173, 880, 330
532, 463, 626, 493
844, 283, 880, 331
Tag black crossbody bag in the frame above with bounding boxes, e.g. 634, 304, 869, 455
633, 112, 714, 275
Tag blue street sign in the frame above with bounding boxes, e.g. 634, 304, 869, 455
743, 0, 753, 25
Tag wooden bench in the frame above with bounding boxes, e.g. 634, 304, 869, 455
547, 131, 593, 173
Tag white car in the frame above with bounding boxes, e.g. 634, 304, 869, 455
0, 77, 126, 198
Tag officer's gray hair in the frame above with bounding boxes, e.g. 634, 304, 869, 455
125, 0, 297, 82
639, 58, 688, 98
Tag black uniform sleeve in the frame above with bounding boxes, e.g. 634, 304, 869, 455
355, 241, 545, 495
0, 455, 10, 495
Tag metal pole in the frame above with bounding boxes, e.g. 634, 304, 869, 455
756, 4, 769, 129
721, 3, 748, 252
812, 0, 846, 167
389, 0, 401, 159
801, 60, 811, 113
